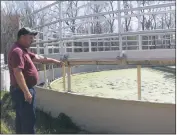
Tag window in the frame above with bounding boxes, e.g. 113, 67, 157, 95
39, 43, 44, 47
74, 48, 82, 52
91, 42, 97, 47
66, 42, 72, 47
31, 48, 37, 53
111, 42, 118, 47
105, 42, 110, 47
54, 48, 59, 53
48, 48, 53, 54
67, 48, 72, 52
91, 48, 97, 52
40, 49, 44, 54
83, 42, 89, 47
98, 47, 103, 51
111, 47, 119, 50
84, 48, 89, 52
105, 47, 110, 51
74, 42, 82, 47
98, 42, 103, 46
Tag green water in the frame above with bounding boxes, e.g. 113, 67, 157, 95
51, 68, 175, 104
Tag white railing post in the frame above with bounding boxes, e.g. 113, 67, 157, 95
18, 16, 22, 29
139, 35, 142, 50
58, 1, 64, 55
88, 21, 92, 52
52, 64, 54, 80
137, 1, 142, 50
43, 25, 48, 86
117, 1, 122, 52
43, 28, 48, 55
43, 64, 47, 88
72, 40, 74, 52
36, 33, 40, 54
62, 64, 66, 91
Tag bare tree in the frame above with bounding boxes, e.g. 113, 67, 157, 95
64, 1, 78, 33
90, 3, 104, 34
122, 1, 133, 32
1, 1, 41, 63
1, 1, 20, 63
103, 1, 116, 33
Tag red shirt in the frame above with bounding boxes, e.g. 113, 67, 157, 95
8, 42, 39, 88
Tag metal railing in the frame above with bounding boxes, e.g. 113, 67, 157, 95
19, 1, 175, 56
39, 56, 175, 100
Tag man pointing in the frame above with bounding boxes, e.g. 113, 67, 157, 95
8, 27, 64, 134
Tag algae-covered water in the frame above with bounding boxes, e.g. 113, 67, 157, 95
50, 68, 175, 104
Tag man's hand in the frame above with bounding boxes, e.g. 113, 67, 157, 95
55, 60, 65, 67
13, 68, 33, 104
24, 91, 32, 104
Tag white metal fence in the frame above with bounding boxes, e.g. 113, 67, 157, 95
19, 1, 175, 56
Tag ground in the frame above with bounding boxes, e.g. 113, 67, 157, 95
50, 68, 175, 104
1, 91, 87, 134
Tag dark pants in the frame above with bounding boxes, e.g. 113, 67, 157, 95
10, 86, 36, 134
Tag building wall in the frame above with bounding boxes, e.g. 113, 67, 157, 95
35, 86, 175, 134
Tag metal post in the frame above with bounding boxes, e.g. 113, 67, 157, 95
58, 1, 64, 55
43, 64, 47, 88
117, 1, 122, 52
88, 3, 92, 53
36, 33, 40, 54
72, 40, 74, 52
82, 41, 84, 52
52, 64, 54, 80
88, 21, 92, 52
62, 64, 66, 91
67, 65, 71, 92
18, 16, 22, 29
139, 35, 142, 50
137, 65, 141, 100
43, 26, 48, 55
138, 1, 142, 50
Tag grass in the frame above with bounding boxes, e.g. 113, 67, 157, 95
1, 120, 12, 134
1, 90, 87, 134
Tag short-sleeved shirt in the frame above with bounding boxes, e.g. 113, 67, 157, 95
8, 42, 39, 88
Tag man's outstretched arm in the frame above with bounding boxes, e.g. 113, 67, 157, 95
32, 54, 65, 66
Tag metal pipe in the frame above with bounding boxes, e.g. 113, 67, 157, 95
31, 29, 175, 45
123, 10, 175, 18
62, 64, 66, 91
33, 2, 175, 29
43, 64, 47, 88
21, 1, 61, 19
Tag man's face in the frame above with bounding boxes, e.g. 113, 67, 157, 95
20, 34, 35, 48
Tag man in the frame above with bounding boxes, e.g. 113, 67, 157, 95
8, 27, 64, 134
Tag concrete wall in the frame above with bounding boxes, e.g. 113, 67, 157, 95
46, 49, 175, 60
35, 87, 175, 134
